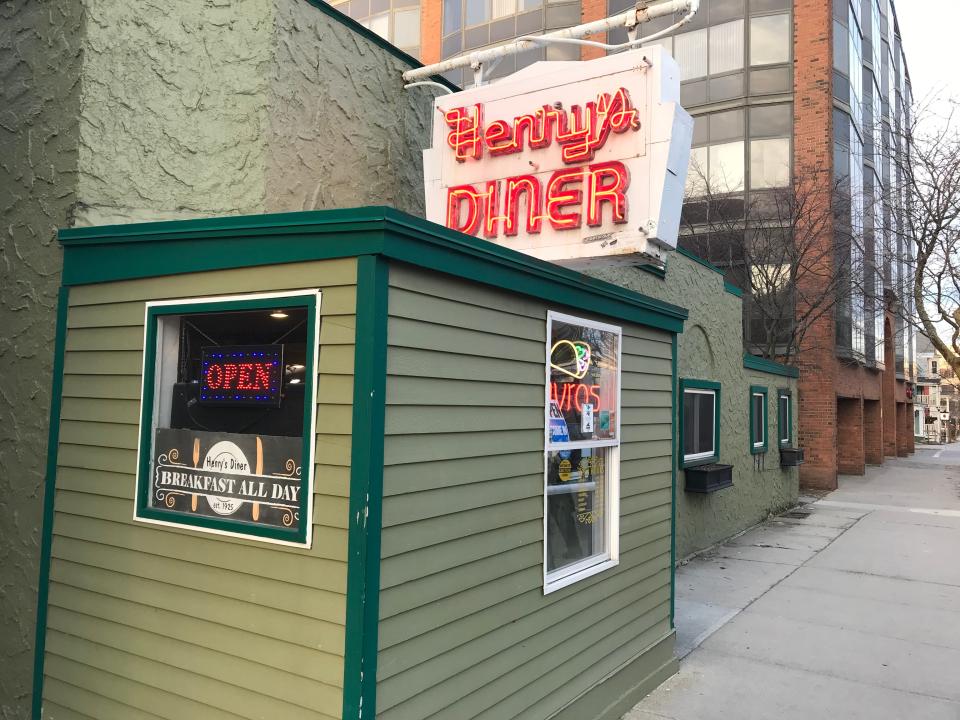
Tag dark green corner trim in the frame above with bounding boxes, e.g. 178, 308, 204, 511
300, 0, 459, 93
638, 262, 667, 279
749, 385, 769, 455
723, 281, 743, 298
675, 246, 724, 277
343, 255, 389, 720
32, 287, 70, 719
743, 353, 800, 378
59, 207, 688, 334
678, 379, 721, 469
669, 335, 677, 628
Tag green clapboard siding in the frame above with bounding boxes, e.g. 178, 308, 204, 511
41, 258, 357, 720
377, 264, 675, 720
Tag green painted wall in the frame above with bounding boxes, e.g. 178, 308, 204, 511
39, 259, 357, 719
377, 264, 677, 720
0, 3, 83, 716
1, 4, 435, 712
571, 253, 799, 560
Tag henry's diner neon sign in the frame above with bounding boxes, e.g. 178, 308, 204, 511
424, 48, 693, 261
442, 87, 640, 237
200, 345, 283, 407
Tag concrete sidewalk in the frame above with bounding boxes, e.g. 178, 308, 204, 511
624, 444, 960, 720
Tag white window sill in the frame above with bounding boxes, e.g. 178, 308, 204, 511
544, 557, 618, 595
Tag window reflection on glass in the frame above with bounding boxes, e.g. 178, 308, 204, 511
708, 141, 746, 192
709, 19, 744, 75
465, 0, 490, 26
750, 14, 790, 66
675, 29, 708, 81
750, 137, 790, 188
546, 447, 608, 572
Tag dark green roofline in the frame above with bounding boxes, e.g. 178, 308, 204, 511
301, 0, 460, 93
59, 206, 688, 333
743, 353, 799, 378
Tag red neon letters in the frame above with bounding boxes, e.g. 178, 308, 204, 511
551, 382, 602, 414
205, 362, 274, 392
442, 87, 639, 239
443, 87, 640, 164
446, 161, 629, 236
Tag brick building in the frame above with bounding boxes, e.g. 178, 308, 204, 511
327, 0, 917, 489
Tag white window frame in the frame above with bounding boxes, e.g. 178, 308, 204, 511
751, 390, 767, 450
543, 311, 622, 595
683, 388, 717, 464
778, 391, 791, 445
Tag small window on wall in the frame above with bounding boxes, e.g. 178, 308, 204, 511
544, 312, 621, 594
681, 380, 720, 467
134, 291, 321, 546
778, 390, 792, 446
750, 385, 768, 453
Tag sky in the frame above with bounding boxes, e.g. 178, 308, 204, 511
893, 3, 960, 106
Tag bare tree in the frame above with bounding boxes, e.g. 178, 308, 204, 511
680, 161, 864, 364
889, 102, 960, 376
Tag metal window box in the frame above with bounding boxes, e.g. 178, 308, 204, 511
780, 447, 805, 467
684, 463, 734, 494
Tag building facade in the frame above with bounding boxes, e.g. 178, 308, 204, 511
334, 0, 919, 487
916, 337, 956, 443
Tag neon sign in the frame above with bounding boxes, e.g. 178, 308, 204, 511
443, 87, 640, 165
550, 340, 592, 379
200, 345, 283, 407
441, 89, 638, 238
423, 48, 693, 261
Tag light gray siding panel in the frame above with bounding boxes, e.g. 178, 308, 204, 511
379, 267, 676, 718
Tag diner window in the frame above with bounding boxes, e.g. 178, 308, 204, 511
750, 385, 768, 453
778, 390, 792, 445
544, 312, 621, 593
134, 291, 321, 546
681, 380, 721, 467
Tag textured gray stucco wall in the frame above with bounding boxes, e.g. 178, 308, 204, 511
0, 3, 435, 716
0, 2, 83, 718
574, 253, 799, 559
267, 0, 433, 215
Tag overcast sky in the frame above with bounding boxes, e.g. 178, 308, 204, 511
893, 3, 960, 104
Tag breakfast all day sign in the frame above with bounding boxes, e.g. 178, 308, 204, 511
424, 47, 693, 262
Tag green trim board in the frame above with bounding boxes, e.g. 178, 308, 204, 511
675, 246, 724, 276
777, 389, 792, 446
743, 353, 800, 378
133, 292, 319, 545
678, 379, 721, 469
723, 281, 743, 297
300, 0, 459, 93
749, 385, 768, 454
31, 287, 70, 720
57, 207, 688, 334
342, 256, 389, 719
669, 335, 677, 629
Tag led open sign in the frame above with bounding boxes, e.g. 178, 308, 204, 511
200, 345, 284, 407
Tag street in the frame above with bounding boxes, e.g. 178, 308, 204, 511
625, 444, 960, 720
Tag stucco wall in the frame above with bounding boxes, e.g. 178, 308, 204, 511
0, 2, 83, 717
76, 0, 273, 226
267, 0, 433, 215
0, 3, 435, 716
573, 252, 799, 559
